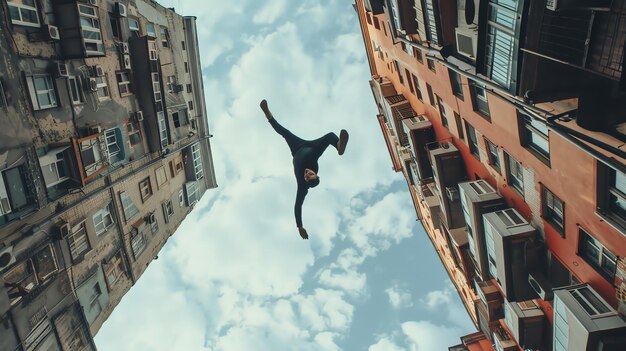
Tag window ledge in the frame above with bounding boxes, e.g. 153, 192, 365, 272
595, 210, 626, 238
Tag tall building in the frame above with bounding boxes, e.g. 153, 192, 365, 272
355, 0, 626, 350
0, 1, 217, 350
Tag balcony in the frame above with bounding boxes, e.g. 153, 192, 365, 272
503, 299, 544, 350
0, 164, 38, 225
183, 143, 204, 182
428, 142, 468, 229
402, 115, 436, 181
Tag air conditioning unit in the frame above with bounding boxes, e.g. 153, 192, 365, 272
0, 176, 12, 215
455, 26, 478, 59
116, 2, 127, 17
119, 42, 129, 54
135, 110, 144, 121
173, 84, 184, 93
45, 24, 61, 41
553, 284, 626, 350
0, 246, 16, 271
492, 326, 518, 351
446, 186, 460, 202
93, 65, 104, 77
504, 299, 544, 349
148, 213, 156, 224
458, 180, 507, 280
421, 182, 441, 229
88, 78, 98, 92
528, 271, 553, 301
56, 63, 69, 77
402, 115, 436, 182
546, 0, 613, 11
429, 144, 467, 229
130, 227, 138, 236
88, 0, 98, 6
483, 208, 537, 302
474, 279, 504, 322
121, 54, 131, 70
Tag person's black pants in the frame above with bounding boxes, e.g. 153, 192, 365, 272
269, 118, 339, 157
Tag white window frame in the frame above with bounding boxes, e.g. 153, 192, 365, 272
157, 112, 168, 148
162, 200, 173, 223
95, 76, 109, 100
178, 189, 184, 207
68, 221, 90, 261
104, 129, 120, 161
160, 27, 169, 47
27, 75, 57, 110
146, 22, 156, 38
191, 143, 203, 179
119, 191, 138, 221
128, 18, 140, 35
130, 230, 146, 258
7, 0, 40, 27
92, 203, 114, 235
78, 4, 104, 55
139, 177, 152, 202
116, 71, 132, 96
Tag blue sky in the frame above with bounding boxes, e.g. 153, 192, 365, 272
95, 1, 475, 349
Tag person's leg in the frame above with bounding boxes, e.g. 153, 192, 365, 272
261, 100, 304, 155
309, 129, 349, 157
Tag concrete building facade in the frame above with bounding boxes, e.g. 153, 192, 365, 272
355, 0, 626, 350
0, 1, 217, 350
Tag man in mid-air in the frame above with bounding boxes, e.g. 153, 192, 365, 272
260, 99, 349, 240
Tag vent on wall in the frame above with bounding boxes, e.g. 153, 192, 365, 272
0, 246, 15, 271
455, 26, 478, 59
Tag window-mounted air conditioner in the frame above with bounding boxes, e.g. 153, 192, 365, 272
446, 186, 459, 202
0, 175, 12, 215
0, 246, 16, 271
45, 24, 60, 41
528, 271, 553, 301
474, 278, 504, 322
119, 42, 129, 54
504, 299, 544, 349
493, 327, 519, 351
116, 2, 127, 17
135, 110, 144, 121
121, 54, 131, 70
459, 180, 506, 280
455, 26, 478, 59
56, 63, 69, 77
483, 208, 537, 302
88, 0, 98, 6
553, 284, 626, 350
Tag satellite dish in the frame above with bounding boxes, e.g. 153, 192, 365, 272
465, 0, 476, 25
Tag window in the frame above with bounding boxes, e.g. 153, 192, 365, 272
426, 83, 435, 106
579, 228, 617, 281
104, 129, 121, 161
520, 113, 550, 162
3, 245, 57, 305
542, 186, 564, 235
78, 4, 104, 55
427, 59, 436, 72
119, 191, 138, 221
68, 222, 90, 261
27, 75, 57, 110
393, 61, 404, 85
436, 96, 448, 129
116, 71, 133, 96
366, 13, 372, 25
148, 212, 158, 234
8, 0, 40, 27
449, 69, 464, 100
110, 17, 121, 39
157, 111, 168, 148
146, 23, 156, 37
95, 76, 109, 99
466, 122, 480, 158
155, 166, 167, 188
470, 81, 490, 118
179, 189, 184, 207
597, 164, 626, 230
405, 69, 414, 94
484, 0, 521, 90
126, 121, 141, 146
130, 229, 146, 258
181, 40, 186, 50
414, 47, 423, 62
188, 100, 194, 110
184, 62, 189, 73
505, 152, 524, 197
0, 79, 6, 109
103, 253, 124, 288
139, 177, 152, 202
160, 27, 169, 47
172, 109, 189, 128
373, 16, 380, 30
162, 200, 174, 223
68, 77, 83, 104
93, 203, 114, 235
186, 84, 192, 93
485, 139, 501, 173
412, 74, 423, 101
454, 112, 464, 140
190, 143, 204, 179
128, 18, 140, 36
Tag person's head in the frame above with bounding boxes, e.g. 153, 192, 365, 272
304, 169, 320, 188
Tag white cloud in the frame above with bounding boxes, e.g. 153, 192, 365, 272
385, 285, 413, 309
402, 321, 464, 351
368, 337, 407, 351
252, 0, 288, 24
420, 284, 474, 330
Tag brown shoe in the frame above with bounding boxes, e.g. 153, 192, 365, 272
337, 129, 349, 155
260, 99, 272, 120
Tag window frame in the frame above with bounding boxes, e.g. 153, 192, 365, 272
7, 0, 40, 27
115, 71, 133, 97
596, 164, 626, 232
145, 22, 156, 38
414, 47, 423, 63
162, 199, 174, 223
160, 27, 169, 47
448, 69, 464, 100
469, 81, 491, 120
92, 203, 114, 236
67, 221, 91, 262
465, 121, 480, 159
78, 4, 104, 55
411, 74, 423, 101
126, 121, 142, 146
578, 228, 617, 282
542, 185, 565, 236
139, 177, 152, 202
485, 138, 501, 174
119, 191, 138, 222
95, 75, 109, 100
68, 76, 84, 105
427, 59, 436, 72
128, 17, 141, 36
454, 112, 464, 140
27, 75, 58, 111
426, 83, 435, 106
505, 152, 524, 197
519, 112, 550, 164
130, 228, 146, 259
436, 95, 448, 129
155, 166, 167, 188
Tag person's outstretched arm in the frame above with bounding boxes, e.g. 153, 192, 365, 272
295, 185, 308, 240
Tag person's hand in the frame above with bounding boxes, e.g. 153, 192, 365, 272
298, 227, 309, 240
